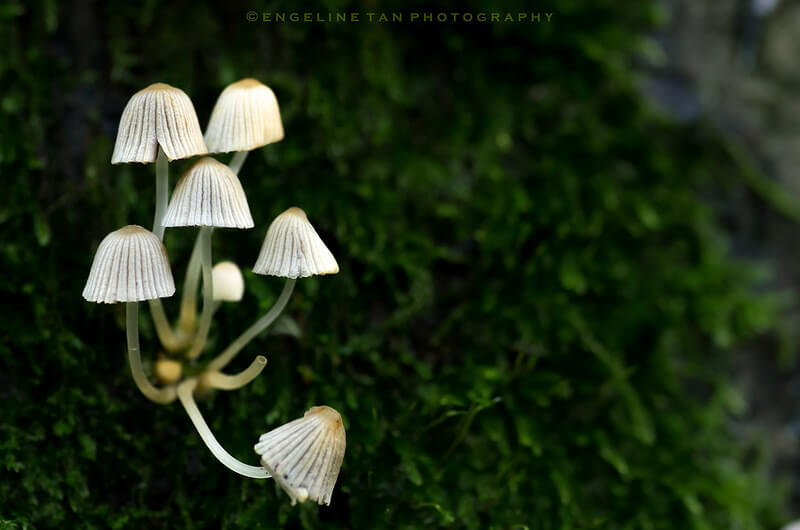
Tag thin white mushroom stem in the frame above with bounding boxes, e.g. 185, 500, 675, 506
228, 151, 248, 175
176, 378, 270, 479
126, 302, 177, 404
186, 226, 214, 359
207, 278, 296, 372
201, 355, 267, 391
177, 232, 203, 337
153, 147, 169, 241
147, 299, 183, 352
146, 147, 186, 353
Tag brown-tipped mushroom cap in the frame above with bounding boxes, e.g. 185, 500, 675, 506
254, 406, 346, 506
252, 207, 338, 279
162, 157, 254, 228
111, 83, 207, 164
204, 78, 284, 153
82, 225, 175, 303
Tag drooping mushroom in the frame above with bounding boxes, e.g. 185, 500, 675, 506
254, 406, 346, 505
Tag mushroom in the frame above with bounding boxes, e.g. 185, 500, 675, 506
254, 406, 346, 505
252, 206, 338, 279
83, 230, 272, 483
212, 261, 245, 303
162, 157, 254, 229
82, 225, 175, 304
163, 157, 255, 359
204, 78, 284, 174
177, 79, 282, 346
207, 207, 339, 372
111, 83, 207, 165
110, 83, 208, 352
85, 80, 349, 497
82, 225, 177, 404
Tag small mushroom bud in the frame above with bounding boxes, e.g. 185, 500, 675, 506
212, 261, 244, 302
154, 358, 182, 384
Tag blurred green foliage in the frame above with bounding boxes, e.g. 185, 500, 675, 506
0, 0, 789, 528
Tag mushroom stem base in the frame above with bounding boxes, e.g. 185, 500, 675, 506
126, 302, 177, 404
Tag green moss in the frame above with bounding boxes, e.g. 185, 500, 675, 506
0, 0, 788, 528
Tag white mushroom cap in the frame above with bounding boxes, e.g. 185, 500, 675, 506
162, 157, 254, 228
212, 261, 244, 302
82, 225, 175, 303
204, 78, 284, 153
111, 83, 208, 164
254, 406, 346, 506
252, 207, 338, 279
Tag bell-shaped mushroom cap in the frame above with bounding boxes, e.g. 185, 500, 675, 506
254, 406, 346, 506
204, 78, 284, 153
252, 207, 338, 279
212, 261, 244, 302
82, 225, 176, 303
111, 83, 208, 164
162, 157, 254, 228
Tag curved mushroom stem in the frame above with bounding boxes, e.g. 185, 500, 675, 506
153, 147, 169, 241
126, 302, 177, 404
201, 355, 267, 391
186, 226, 214, 359
176, 232, 203, 338
207, 279, 295, 372
146, 147, 188, 353
147, 299, 184, 352
229, 151, 248, 175
176, 378, 270, 479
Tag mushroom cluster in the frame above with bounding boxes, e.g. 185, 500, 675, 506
83, 80, 345, 506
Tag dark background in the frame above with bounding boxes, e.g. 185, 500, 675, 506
1, 0, 797, 528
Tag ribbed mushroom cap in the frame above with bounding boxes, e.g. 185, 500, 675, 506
111, 83, 207, 164
252, 207, 338, 278
254, 406, 346, 506
82, 225, 175, 303
162, 157, 254, 228
204, 78, 284, 153
212, 261, 244, 302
